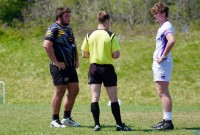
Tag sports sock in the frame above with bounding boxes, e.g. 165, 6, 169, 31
91, 102, 100, 126
111, 102, 123, 126
52, 114, 59, 121
64, 111, 71, 119
163, 112, 172, 121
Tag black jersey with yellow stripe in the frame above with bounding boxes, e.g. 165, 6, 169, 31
44, 23, 76, 67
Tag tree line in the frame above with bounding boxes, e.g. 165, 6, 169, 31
0, 0, 200, 33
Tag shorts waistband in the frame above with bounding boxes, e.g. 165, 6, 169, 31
91, 63, 113, 66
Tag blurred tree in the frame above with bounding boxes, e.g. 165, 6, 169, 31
174, 0, 191, 32
0, 0, 31, 25
22, 0, 61, 23
190, 0, 200, 26
1, 0, 199, 32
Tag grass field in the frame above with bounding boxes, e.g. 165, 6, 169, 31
0, 104, 200, 135
0, 27, 200, 134
0, 32, 199, 105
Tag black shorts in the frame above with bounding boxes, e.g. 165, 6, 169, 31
50, 63, 79, 86
88, 63, 117, 87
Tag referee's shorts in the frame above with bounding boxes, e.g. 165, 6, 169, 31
88, 63, 117, 87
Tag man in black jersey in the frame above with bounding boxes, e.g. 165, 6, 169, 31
43, 7, 80, 128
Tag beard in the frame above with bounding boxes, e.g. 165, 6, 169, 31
60, 17, 69, 26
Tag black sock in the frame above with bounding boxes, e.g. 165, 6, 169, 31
91, 102, 100, 126
52, 114, 59, 121
163, 119, 165, 122
64, 111, 71, 119
111, 102, 122, 126
165, 120, 172, 124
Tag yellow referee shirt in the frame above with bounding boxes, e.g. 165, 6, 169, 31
81, 29, 120, 64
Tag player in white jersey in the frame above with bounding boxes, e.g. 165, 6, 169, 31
153, 20, 174, 82
151, 2, 176, 130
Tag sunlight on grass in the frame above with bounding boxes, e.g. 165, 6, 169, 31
0, 104, 199, 135
0, 32, 199, 106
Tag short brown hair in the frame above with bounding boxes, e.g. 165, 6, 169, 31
97, 11, 110, 23
151, 2, 169, 17
55, 7, 71, 20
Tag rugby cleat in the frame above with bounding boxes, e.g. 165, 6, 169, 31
93, 125, 101, 131
50, 120, 66, 128
152, 120, 174, 130
61, 117, 80, 127
116, 123, 133, 131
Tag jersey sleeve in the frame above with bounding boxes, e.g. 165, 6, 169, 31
111, 36, 120, 52
44, 28, 58, 42
164, 23, 174, 36
81, 35, 89, 52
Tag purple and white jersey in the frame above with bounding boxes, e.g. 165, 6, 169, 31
153, 21, 174, 61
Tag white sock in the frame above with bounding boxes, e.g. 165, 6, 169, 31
163, 112, 172, 121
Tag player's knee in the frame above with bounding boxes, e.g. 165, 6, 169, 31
157, 90, 164, 97
69, 89, 79, 97
55, 92, 65, 98
158, 92, 162, 98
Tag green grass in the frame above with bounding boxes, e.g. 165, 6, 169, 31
0, 26, 200, 134
0, 30, 199, 105
0, 104, 200, 135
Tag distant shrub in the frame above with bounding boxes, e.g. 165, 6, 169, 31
0, 28, 4, 36
0, 0, 31, 26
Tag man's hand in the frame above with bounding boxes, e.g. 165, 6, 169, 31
156, 57, 164, 64
157, 56, 166, 64
53, 62, 66, 70
75, 61, 79, 68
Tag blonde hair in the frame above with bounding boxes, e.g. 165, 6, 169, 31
151, 2, 169, 17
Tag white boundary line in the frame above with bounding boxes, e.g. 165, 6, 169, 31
0, 81, 5, 104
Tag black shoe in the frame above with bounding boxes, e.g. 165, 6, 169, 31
154, 121, 174, 130
93, 125, 101, 131
116, 123, 133, 131
152, 120, 165, 128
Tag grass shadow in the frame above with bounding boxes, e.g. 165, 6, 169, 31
76, 125, 93, 128
134, 129, 154, 132
184, 127, 200, 130
184, 128, 200, 135
78, 124, 156, 132
70, 125, 200, 133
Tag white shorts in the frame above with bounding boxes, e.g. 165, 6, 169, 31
152, 60, 173, 82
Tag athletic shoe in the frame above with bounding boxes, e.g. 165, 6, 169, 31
61, 117, 80, 127
93, 125, 101, 131
50, 120, 66, 128
154, 121, 174, 130
116, 123, 133, 131
151, 120, 165, 128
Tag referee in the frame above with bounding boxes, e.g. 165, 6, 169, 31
81, 11, 132, 131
